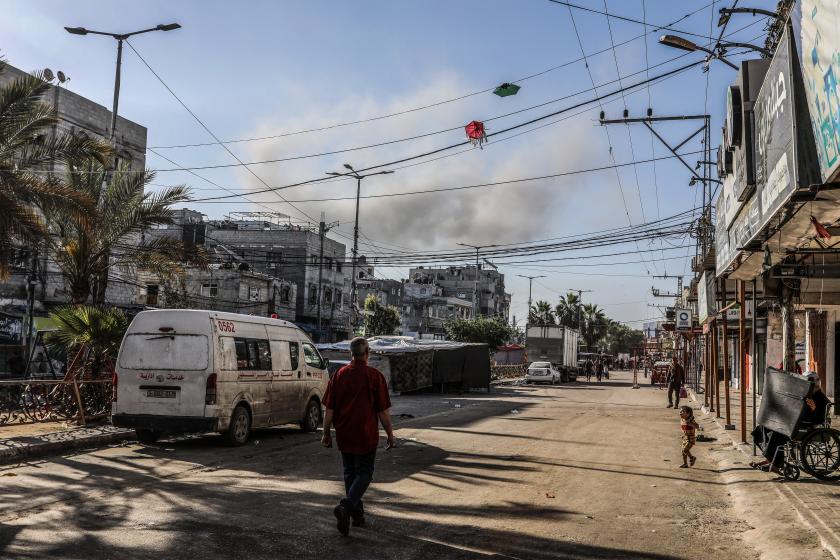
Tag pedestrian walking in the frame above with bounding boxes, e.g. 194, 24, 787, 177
321, 337, 396, 536
595, 358, 604, 383
678, 406, 699, 468
584, 358, 593, 382
666, 356, 684, 408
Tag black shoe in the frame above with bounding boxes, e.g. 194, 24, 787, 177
334, 504, 350, 536
666, 404, 673, 408
352, 514, 366, 528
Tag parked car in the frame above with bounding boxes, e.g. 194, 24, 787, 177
526, 361, 561, 385
112, 310, 329, 445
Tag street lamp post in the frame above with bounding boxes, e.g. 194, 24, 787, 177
65, 23, 181, 143
658, 34, 771, 70
326, 164, 394, 334
457, 243, 498, 319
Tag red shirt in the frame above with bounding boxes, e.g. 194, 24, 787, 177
323, 360, 392, 454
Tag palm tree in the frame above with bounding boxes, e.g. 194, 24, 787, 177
46, 159, 205, 304
555, 291, 581, 329
0, 62, 110, 278
528, 300, 556, 325
47, 305, 129, 378
580, 303, 608, 351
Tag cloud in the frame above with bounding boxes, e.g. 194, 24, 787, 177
237, 74, 606, 251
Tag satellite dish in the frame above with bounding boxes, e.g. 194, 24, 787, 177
57, 71, 69, 83
43, 68, 55, 82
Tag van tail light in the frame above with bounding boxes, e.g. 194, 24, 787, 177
205, 373, 217, 405
111, 371, 118, 402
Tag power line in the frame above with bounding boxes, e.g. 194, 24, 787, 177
147, 1, 719, 150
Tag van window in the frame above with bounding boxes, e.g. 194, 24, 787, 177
302, 343, 323, 369
119, 334, 209, 371
233, 337, 272, 370
289, 342, 299, 370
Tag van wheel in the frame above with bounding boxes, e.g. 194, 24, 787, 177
300, 399, 321, 433
225, 405, 251, 446
136, 429, 161, 444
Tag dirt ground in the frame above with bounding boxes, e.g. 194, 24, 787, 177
0, 370, 830, 559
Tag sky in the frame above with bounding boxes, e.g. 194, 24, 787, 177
0, 0, 780, 328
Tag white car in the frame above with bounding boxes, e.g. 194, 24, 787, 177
526, 362, 561, 384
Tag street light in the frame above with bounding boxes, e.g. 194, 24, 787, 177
326, 163, 394, 333
659, 34, 771, 70
64, 23, 181, 142
717, 7, 780, 28
518, 274, 545, 345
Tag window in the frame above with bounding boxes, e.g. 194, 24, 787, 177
457, 292, 466, 299
280, 285, 291, 303
310, 255, 318, 266
268, 251, 282, 269
233, 337, 272, 370
146, 284, 159, 306
249, 286, 261, 301
358, 271, 365, 279
336, 261, 343, 272
308, 284, 318, 305
289, 342, 299, 370
201, 283, 218, 298
119, 334, 208, 371
325, 257, 332, 270
302, 343, 323, 368
324, 287, 332, 303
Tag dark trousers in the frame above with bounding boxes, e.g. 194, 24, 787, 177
668, 384, 680, 406
341, 451, 376, 516
752, 426, 789, 467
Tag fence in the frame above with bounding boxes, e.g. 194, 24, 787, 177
0, 379, 112, 426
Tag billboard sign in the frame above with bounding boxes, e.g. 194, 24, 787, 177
792, 1, 840, 183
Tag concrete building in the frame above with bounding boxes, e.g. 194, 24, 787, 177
358, 278, 403, 309
401, 282, 473, 337
177, 266, 297, 320
0, 63, 149, 361
408, 265, 510, 320
155, 211, 352, 341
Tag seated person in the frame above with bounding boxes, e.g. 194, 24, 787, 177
751, 371, 831, 472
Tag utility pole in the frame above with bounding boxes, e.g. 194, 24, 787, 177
457, 243, 498, 319
565, 288, 593, 332
518, 275, 545, 347
317, 212, 339, 341
326, 164, 394, 333
24, 249, 38, 372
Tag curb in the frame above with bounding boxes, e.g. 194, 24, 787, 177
0, 426, 134, 465
688, 388, 840, 560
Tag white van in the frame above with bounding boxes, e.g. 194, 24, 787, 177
112, 310, 329, 445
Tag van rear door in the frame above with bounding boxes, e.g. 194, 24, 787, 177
118, 332, 210, 417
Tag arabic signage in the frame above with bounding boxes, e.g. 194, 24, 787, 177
715, 26, 820, 278
791, 1, 840, 183
0, 313, 23, 344
752, 27, 797, 235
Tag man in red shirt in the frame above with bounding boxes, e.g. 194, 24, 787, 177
321, 337, 395, 536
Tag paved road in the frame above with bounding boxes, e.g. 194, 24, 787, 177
0, 371, 761, 559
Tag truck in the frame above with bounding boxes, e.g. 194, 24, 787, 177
525, 326, 579, 382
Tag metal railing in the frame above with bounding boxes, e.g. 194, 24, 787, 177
0, 379, 112, 426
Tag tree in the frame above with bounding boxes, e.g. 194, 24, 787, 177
604, 321, 645, 356
47, 305, 129, 378
363, 294, 401, 336
528, 300, 555, 325
580, 303, 608, 351
555, 292, 581, 329
46, 160, 205, 304
0, 62, 110, 279
444, 316, 515, 350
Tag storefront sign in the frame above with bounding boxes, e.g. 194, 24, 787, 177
675, 308, 692, 331
792, 1, 840, 183
0, 313, 23, 344
697, 272, 716, 324
752, 27, 797, 236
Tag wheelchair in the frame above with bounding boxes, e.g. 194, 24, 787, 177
774, 403, 840, 482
